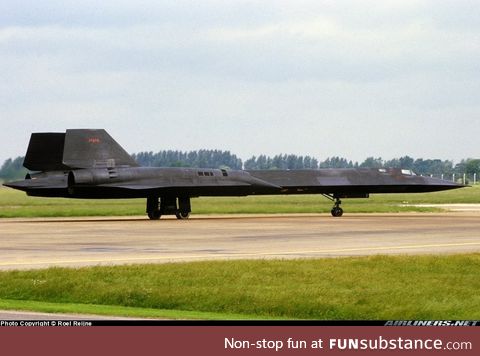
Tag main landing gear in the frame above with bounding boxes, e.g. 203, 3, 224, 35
322, 194, 343, 217
146, 196, 191, 220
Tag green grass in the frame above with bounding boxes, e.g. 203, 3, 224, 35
0, 185, 479, 218
0, 255, 479, 319
0, 299, 260, 320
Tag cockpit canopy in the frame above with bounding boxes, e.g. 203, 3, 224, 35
378, 168, 417, 176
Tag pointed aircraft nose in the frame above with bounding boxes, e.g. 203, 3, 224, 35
424, 176, 467, 190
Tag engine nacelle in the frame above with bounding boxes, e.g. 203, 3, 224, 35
67, 168, 134, 192
68, 169, 110, 186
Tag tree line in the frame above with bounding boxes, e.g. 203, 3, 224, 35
131, 150, 243, 170
1, 152, 479, 182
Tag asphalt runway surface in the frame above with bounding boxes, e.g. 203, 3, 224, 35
1, 213, 479, 270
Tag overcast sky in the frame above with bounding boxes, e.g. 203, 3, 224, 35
1, 0, 479, 164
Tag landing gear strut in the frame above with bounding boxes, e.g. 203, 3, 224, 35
146, 196, 191, 220
322, 194, 344, 217
147, 196, 161, 220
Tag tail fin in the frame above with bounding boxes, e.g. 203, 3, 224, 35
62, 129, 138, 169
23, 129, 138, 171
24, 133, 69, 171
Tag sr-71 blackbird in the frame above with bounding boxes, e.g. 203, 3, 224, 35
4, 129, 464, 219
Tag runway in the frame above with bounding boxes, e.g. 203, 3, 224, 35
0, 213, 479, 270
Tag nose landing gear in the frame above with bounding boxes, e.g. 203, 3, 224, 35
322, 194, 344, 217
331, 198, 343, 217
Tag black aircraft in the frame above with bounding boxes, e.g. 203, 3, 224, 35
3, 129, 465, 219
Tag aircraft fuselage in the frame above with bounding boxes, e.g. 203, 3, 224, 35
7, 166, 461, 199
3, 129, 465, 219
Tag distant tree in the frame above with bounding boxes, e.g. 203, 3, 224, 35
320, 157, 354, 168
384, 156, 414, 169
286, 154, 297, 169
277, 155, 286, 169
243, 156, 256, 170
303, 156, 319, 169
243, 154, 319, 170
359, 157, 383, 168
412, 159, 453, 175
398, 156, 415, 169
465, 159, 480, 175
0, 156, 27, 181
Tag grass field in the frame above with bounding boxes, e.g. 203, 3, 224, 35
0, 255, 479, 319
0, 185, 478, 218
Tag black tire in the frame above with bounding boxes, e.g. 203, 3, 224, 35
148, 210, 161, 220
331, 207, 343, 217
175, 211, 191, 220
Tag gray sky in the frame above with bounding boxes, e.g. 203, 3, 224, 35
1, 0, 479, 164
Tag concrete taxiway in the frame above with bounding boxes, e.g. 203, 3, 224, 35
0, 213, 479, 270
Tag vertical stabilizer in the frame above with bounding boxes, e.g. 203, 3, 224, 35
23, 133, 68, 171
62, 129, 138, 169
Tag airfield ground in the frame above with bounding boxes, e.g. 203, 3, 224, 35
0, 186, 479, 319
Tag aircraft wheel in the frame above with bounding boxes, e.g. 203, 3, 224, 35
148, 211, 161, 220
331, 207, 343, 217
175, 211, 190, 220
